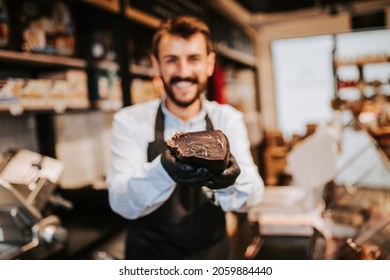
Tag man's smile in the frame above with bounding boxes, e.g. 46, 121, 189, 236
174, 81, 193, 89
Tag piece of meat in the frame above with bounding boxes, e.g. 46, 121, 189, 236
167, 130, 230, 173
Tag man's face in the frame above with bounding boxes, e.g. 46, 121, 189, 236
152, 33, 215, 108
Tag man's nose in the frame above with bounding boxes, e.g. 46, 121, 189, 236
177, 59, 191, 77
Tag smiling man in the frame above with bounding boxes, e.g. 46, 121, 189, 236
151, 18, 215, 120
107, 15, 264, 260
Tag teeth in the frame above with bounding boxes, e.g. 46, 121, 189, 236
175, 81, 192, 88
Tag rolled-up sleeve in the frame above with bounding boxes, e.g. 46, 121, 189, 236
107, 108, 175, 220
212, 107, 264, 212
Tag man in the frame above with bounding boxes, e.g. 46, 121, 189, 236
107, 15, 264, 259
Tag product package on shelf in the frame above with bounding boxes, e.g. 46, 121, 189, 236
39, 70, 90, 109
0, 78, 51, 112
0, 78, 18, 101
131, 78, 162, 104
0, 0, 9, 48
0, 70, 89, 112
15, 0, 76, 56
96, 72, 122, 111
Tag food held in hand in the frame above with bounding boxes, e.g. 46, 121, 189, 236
167, 130, 230, 173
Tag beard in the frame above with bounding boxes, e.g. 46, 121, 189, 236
162, 76, 207, 108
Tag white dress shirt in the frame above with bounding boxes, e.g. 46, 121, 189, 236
107, 97, 264, 220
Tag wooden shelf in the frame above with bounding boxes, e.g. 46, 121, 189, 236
0, 101, 90, 115
125, 7, 161, 29
95, 99, 123, 111
0, 50, 87, 69
89, 60, 119, 72
335, 59, 390, 68
338, 83, 390, 90
214, 43, 257, 67
82, 0, 120, 13
129, 64, 157, 78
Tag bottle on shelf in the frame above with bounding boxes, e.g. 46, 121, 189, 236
0, 0, 9, 48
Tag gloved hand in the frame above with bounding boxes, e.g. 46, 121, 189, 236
161, 148, 213, 187
204, 153, 241, 190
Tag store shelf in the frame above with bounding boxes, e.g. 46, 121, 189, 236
214, 43, 257, 67
334, 51, 390, 101
129, 64, 157, 78
334, 58, 390, 67
82, 0, 121, 13
0, 50, 87, 69
95, 99, 123, 111
0, 101, 90, 115
125, 7, 161, 29
89, 60, 120, 72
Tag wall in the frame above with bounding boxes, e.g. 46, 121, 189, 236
55, 111, 114, 189
0, 111, 113, 189
0, 114, 38, 154
387, 6, 390, 27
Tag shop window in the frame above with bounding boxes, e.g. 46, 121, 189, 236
271, 35, 334, 140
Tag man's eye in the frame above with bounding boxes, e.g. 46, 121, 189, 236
189, 56, 200, 62
165, 58, 176, 63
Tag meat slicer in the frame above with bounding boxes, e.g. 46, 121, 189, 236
0, 149, 71, 259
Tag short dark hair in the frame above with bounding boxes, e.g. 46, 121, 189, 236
151, 15, 213, 58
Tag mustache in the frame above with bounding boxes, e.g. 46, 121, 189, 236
169, 76, 198, 84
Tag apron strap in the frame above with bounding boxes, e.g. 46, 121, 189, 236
155, 104, 165, 142
205, 113, 214, 130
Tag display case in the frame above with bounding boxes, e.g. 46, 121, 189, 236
318, 28, 390, 260
331, 29, 390, 172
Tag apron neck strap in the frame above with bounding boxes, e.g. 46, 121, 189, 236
155, 104, 165, 141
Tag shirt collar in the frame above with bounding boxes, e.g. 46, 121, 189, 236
160, 95, 208, 126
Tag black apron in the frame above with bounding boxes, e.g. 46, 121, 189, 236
125, 105, 228, 260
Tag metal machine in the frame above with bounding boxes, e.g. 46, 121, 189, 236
0, 149, 71, 259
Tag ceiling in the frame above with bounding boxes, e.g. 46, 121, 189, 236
236, 0, 323, 13
234, 0, 380, 13
213, 0, 390, 28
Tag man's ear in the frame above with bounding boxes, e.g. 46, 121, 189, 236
150, 55, 161, 75
207, 52, 216, 77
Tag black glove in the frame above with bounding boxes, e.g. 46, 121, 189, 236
204, 153, 241, 190
161, 148, 213, 187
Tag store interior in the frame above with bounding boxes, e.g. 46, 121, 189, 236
0, 0, 389, 260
